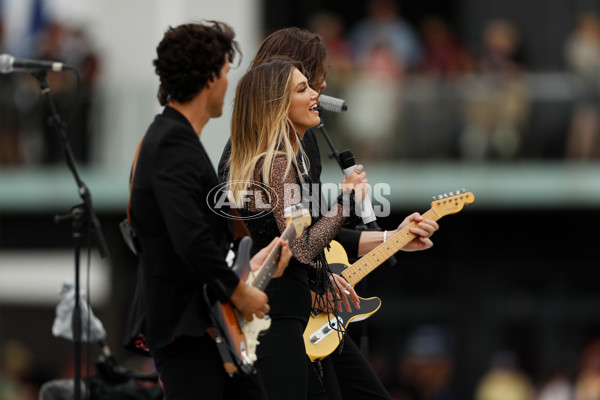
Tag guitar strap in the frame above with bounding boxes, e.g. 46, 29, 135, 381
119, 138, 144, 255
230, 207, 250, 239
205, 326, 240, 376
126, 139, 143, 228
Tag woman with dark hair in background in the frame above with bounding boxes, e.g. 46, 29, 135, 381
220, 27, 439, 400
227, 57, 367, 399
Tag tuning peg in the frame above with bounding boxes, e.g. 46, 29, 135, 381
449, 191, 454, 196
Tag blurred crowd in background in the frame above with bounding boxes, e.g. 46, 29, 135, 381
308, 0, 600, 162
4, 322, 600, 400
0, 9, 99, 167
3, 0, 600, 167
364, 325, 598, 400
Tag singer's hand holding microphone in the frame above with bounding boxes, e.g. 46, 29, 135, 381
341, 164, 369, 204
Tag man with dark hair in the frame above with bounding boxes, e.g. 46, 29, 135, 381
122, 21, 291, 400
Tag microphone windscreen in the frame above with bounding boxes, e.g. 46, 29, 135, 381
318, 94, 348, 113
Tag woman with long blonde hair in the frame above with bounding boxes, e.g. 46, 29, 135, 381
228, 58, 307, 200
227, 58, 367, 399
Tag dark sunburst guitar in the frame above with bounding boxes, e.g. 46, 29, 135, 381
304, 190, 475, 362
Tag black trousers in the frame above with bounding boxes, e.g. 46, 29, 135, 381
151, 335, 267, 400
320, 336, 391, 400
255, 318, 328, 400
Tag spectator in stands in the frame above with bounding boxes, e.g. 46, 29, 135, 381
564, 11, 600, 159
348, 0, 422, 73
419, 16, 473, 82
33, 21, 100, 165
340, 0, 422, 160
459, 19, 530, 160
0, 18, 25, 165
475, 349, 534, 400
573, 337, 600, 400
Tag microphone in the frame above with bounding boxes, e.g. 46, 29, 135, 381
338, 149, 376, 225
318, 94, 348, 113
0, 53, 73, 74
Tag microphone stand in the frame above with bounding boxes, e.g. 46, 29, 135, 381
316, 121, 343, 171
32, 70, 109, 400
316, 117, 397, 358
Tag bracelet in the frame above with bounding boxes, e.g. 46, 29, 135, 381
383, 230, 387, 243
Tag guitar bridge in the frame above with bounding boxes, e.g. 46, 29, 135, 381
308, 316, 344, 344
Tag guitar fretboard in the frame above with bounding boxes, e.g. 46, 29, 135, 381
341, 208, 440, 286
252, 225, 296, 291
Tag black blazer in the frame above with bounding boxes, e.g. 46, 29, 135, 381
126, 106, 239, 351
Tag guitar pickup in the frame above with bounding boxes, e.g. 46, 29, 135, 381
308, 316, 343, 344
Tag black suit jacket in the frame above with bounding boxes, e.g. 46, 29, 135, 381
126, 106, 239, 351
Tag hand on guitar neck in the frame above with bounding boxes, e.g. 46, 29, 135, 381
250, 237, 290, 278
387, 212, 439, 252
230, 237, 291, 322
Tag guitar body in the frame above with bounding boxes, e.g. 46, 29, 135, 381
304, 241, 382, 362
212, 237, 271, 374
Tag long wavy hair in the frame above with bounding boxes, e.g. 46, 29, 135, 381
251, 27, 328, 90
228, 58, 307, 205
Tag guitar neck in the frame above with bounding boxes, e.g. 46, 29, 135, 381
341, 208, 440, 286
252, 225, 296, 291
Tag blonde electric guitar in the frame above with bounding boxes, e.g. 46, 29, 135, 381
304, 190, 475, 361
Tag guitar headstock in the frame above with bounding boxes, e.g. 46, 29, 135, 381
284, 204, 312, 237
430, 189, 475, 217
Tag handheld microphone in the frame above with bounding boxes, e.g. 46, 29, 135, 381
338, 149, 376, 224
0, 53, 73, 74
318, 94, 348, 113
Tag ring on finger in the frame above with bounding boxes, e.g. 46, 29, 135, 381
344, 283, 351, 289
